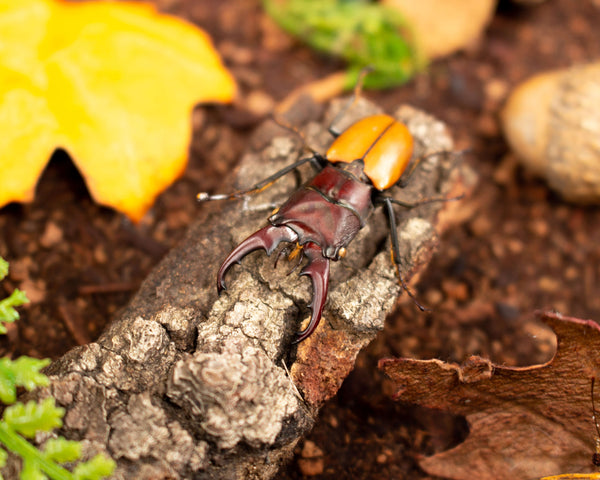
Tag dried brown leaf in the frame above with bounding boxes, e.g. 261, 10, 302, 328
379, 311, 600, 480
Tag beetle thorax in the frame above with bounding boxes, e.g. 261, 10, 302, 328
268, 165, 373, 260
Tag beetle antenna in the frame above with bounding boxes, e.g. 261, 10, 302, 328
270, 114, 321, 157
197, 154, 316, 202
591, 377, 600, 466
328, 66, 373, 138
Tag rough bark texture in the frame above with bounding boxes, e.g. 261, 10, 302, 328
12, 97, 475, 479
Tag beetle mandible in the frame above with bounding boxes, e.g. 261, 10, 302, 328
198, 78, 454, 343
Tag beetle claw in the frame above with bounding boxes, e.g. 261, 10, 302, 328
294, 243, 330, 343
218, 228, 330, 343
217, 224, 298, 292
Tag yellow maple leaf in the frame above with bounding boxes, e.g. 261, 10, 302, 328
0, 0, 236, 221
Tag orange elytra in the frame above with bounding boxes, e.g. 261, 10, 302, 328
326, 114, 414, 190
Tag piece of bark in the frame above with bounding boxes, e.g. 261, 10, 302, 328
10, 97, 475, 479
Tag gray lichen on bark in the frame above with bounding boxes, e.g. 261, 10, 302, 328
168, 341, 299, 449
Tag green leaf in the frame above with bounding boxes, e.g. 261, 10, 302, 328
262, 0, 423, 89
0, 257, 29, 333
20, 459, 46, 480
0, 357, 51, 404
4, 398, 64, 438
0, 260, 113, 480
0, 422, 75, 480
0, 446, 7, 468
13, 357, 51, 392
0, 288, 30, 326
42, 438, 81, 464
73, 454, 116, 480
0, 258, 7, 282
0, 359, 17, 404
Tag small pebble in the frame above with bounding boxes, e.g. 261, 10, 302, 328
93, 245, 108, 264
40, 221, 63, 248
507, 239, 524, 254
301, 440, 324, 459
19, 278, 46, 303
528, 219, 549, 237
298, 441, 324, 476
485, 78, 509, 105
538, 276, 560, 293
328, 415, 339, 428
243, 90, 275, 117
442, 279, 469, 301
469, 214, 493, 236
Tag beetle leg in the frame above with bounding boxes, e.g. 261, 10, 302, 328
294, 243, 330, 343
383, 193, 464, 209
285, 244, 305, 276
217, 224, 298, 292
197, 155, 318, 203
273, 244, 290, 269
382, 197, 429, 312
273, 243, 306, 275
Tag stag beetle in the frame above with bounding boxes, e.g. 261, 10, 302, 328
198, 78, 455, 343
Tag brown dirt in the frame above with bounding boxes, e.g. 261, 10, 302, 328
2, 0, 600, 478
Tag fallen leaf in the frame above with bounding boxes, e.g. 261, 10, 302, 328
382, 0, 497, 59
262, 0, 422, 89
0, 0, 236, 221
379, 311, 600, 480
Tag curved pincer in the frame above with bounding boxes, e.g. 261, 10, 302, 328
217, 224, 298, 292
294, 242, 330, 343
